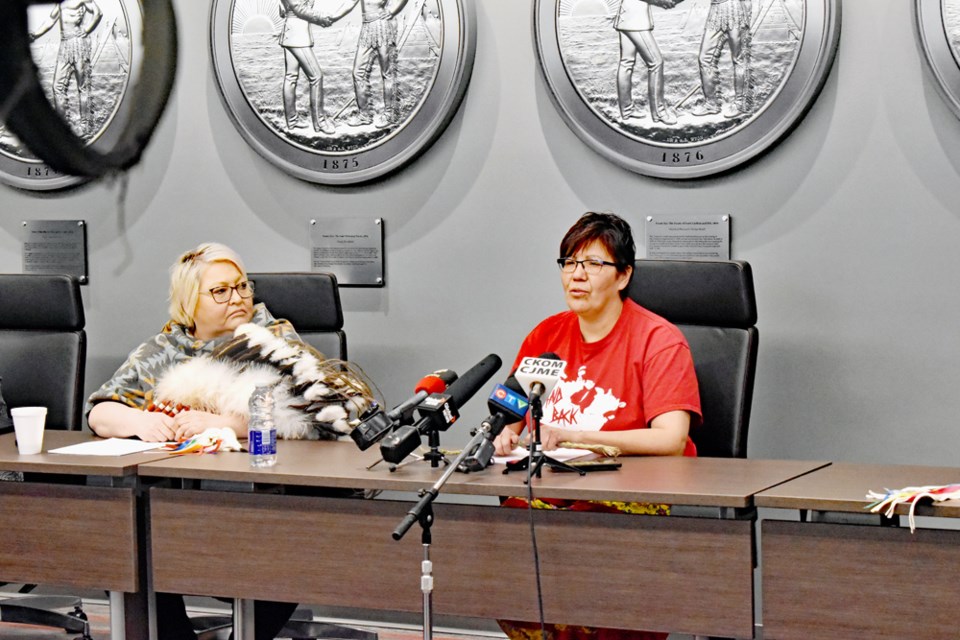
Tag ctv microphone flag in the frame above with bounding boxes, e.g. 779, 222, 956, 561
488, 383, 528, 420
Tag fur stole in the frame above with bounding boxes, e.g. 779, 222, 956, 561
153, 323, 373, 440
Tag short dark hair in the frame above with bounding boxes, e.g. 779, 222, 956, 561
560, 211, 635, 268
559, 212, 635, 299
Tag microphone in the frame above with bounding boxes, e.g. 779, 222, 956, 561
380, 354, 503, 465
456, 374, 528, 473
351, 369, 458, 450
416, 353, 503, 433
387, 369, 457, 423
513, 352, 565, 405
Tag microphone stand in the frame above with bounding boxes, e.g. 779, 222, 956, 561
503, 396, 584, 481
392, 428, 489, 640
422, 429, 450, 468
383, 431, 449, 472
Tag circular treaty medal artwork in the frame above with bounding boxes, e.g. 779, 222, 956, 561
0, 0, 143, 191
916, 0, 960, 121
210, 0, 476, 185
534, 0, 841, 179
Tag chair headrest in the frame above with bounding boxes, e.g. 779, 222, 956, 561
625, 260, 757, 328
248, 272, 343, 332
0, 274, 85, 331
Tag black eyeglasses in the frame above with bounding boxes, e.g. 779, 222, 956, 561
557, 257, 618, 275
203, 280, 255, 304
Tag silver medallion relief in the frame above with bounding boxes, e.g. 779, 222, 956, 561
916, 0, 960, 121
211, 0, 475, 185
535, 0, 841, 178
0, 0, 142, 191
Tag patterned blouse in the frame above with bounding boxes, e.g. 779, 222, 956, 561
85, 303, 299, 416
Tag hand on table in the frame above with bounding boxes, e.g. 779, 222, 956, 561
172, 410, 243, 442
133, 412, 176, 442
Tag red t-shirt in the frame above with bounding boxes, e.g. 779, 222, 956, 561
513, 298, 702, 456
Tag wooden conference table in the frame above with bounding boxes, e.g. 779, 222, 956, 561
140, 441, 827, 639
756, 463, 960, 640
0, 431, 168, 640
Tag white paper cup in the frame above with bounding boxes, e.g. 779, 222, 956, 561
11, 407, 47, 455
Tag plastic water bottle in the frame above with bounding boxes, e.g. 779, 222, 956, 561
248, 385, 277, 468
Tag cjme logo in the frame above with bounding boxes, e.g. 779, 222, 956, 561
518, 358, 564, 378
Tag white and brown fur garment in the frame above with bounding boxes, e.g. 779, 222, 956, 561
153, 323, 372, 440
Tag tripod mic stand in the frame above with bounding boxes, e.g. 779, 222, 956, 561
421, 429, 450, 468
392, 427, 490, 640
503, 397, 584, 480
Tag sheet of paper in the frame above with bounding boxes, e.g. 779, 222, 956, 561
492, 446, 592, 465
48, 438, 166, 456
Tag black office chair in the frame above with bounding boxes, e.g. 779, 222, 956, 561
627, 260, 757, 640
249, 271, 348, 360
625, 259, 758, 459
506, 261, 755, 640
188, 272, 375, 640
0, 274, 86, 432
0, 274, 91, 638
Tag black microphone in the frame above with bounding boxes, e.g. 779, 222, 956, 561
351, 369, 458, 450
456, 374, 528, 473
416, 353, 503, 433
380, 354, 503, 464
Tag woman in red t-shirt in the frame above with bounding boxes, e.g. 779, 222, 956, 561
492, 212, 703, 640
493, 212, 701, 459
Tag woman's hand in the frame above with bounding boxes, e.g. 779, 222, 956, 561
533, 425, 570, 451
171, 410, 245, 441
493, 427, 521, 456
133, 412, 176, 442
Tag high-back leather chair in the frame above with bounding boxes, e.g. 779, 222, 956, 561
625, 260, 758, 458
0, 274, 86, 431
0, 274, 90, 637
249, 272, 347, 360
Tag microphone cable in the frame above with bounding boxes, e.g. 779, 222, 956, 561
524, 414, 547, 639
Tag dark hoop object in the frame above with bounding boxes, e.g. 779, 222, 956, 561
0, 0, 177, 178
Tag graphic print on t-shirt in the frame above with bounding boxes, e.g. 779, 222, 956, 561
544, 365, 625, 431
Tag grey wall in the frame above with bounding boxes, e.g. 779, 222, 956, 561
1, 0, 955, 466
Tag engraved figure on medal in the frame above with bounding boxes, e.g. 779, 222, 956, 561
222, 0, 473, 183
0, 0, 134, 190
558, 0, 799, 144
539, 0, 838, 177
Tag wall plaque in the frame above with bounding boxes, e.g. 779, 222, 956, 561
0, 0, 145, 191
644, 214, 729, 260
916, 0, 960, 120
210, 0, 476, 185
21, 219, 88, 282
534, 0, 841, 178
310, 217, 384, 287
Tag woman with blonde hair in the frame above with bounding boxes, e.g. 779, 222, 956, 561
89, 243, 288, 440
89, 241, 371, 441
88, 242, 372, 640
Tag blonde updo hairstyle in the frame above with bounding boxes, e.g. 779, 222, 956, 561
168, 243, 247, 331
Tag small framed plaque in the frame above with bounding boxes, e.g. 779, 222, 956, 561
21, 220, 89, 283
310, 218, 384, 287
644, 214, 730, 260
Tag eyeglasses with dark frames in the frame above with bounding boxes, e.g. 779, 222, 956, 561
203, 280, 255, 304
556, 257, 618, 275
